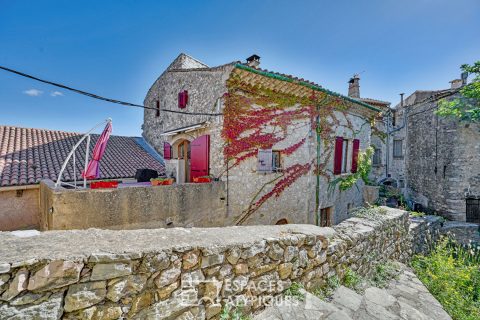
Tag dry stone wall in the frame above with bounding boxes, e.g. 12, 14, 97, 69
0, 207, 442, 319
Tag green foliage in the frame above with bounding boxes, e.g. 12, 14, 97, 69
220, 304, 251, 320
371, 261, 401, 288
412, 238, 480, 320
436, 61, 480, 122
312, 275, 340, 300
409, 211, 425, 217
343, 268, 363, 292
284, 282, 306, 301
328, 147, 374, 193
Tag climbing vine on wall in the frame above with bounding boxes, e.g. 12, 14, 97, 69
222, 72, 377, 224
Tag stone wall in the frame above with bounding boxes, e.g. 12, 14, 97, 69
0, 187, 39, 231
408, 216, 444, 255
39, 179, 227, 231
0, 207, 443, 319
441, 221, 480, 245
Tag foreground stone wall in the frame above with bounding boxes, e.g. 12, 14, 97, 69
0, 208, 441, 319
39, 180, 227, 231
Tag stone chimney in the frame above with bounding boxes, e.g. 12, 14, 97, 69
450, 79, 463, 89
246, 54, 260, 68
348, 75, 360, 98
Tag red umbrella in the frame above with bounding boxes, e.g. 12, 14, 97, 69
82, 121, 112, 180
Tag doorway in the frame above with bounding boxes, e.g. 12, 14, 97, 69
466, 197, 480, 224
320, 207, 332, 227
177, 140, 190, 183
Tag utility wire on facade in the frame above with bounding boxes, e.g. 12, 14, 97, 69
0, 65, 222, 116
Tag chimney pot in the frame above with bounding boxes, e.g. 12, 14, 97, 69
348, 75, 360, 98
246, 54, 260, 68
450, 79, 463, 89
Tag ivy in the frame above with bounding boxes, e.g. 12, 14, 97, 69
328, 147, 374, 193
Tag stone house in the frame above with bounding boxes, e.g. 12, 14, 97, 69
377, 78, 480, 222
143, 53, 381, 227
0, 125, 165, 231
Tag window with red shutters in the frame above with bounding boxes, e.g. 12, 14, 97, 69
333, 137, 343, 175
351, 139, 360, 173
178, 90, 189, 109
163, 142, 172, 160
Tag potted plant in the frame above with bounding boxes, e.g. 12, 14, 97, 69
90, 180, 120, 189
150, 177, 174, 186
193, 175, 212, 183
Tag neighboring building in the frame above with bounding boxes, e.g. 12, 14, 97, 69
143, 53, 381, 226
0, 125, 165, 230
385, 77, 479, 222
345, 75, 391, 183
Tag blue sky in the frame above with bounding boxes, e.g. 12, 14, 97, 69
1, 0, 479, 136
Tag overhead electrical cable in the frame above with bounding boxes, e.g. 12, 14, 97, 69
0, 65, 222, 116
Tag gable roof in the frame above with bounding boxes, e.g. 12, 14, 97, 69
167, 53, 209, 70
233, 63, 382, 113
0, 125, 165, 187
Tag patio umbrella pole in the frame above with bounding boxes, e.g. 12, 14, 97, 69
55, 118, 112, 189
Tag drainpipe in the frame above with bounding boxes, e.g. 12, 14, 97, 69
315, 113, 321, 226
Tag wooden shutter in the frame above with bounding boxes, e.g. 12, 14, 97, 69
178, 91, 188, 109
351, 139, 360, 173
257, 149, 273, 173
333, 137, 343, 175
163, 142, 172, 160
190, 135, 210, 181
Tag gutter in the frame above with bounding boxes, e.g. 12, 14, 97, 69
234, 64, 382, 113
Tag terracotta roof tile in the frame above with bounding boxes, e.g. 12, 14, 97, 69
0, 125, 165, 187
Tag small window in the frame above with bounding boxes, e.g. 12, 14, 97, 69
155, 100, 160, 117
393, 140, 403, 158
320, 207, 332, 227
372, 147, 381, 166
272, 151, 282, 172
341, 139, 349, 173
398, 179, 405, 188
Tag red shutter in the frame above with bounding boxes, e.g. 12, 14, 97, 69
333, 137, 343, 175
190, 135, 210, 181
351, 139, 360, 173
178, 91, 188, 109
163, 142, 172, 160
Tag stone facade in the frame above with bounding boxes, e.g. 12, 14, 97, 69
143, 54, 381, 226
0, 207, 443, 319
0, 187, 39, 231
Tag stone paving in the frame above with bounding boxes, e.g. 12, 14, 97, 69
255, 266, 451, 320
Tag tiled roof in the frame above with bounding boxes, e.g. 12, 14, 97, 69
0, 125, 165, 187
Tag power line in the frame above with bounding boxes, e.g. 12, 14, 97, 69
0, 65, 223, 116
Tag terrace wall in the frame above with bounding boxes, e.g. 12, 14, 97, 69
39, 179, 227, 231
0, 207, 443, 319
0, 187, 39, 231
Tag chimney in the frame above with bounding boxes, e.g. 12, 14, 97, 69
400, 93, 405, 107
348, 75, 360, 98
246, 54, 260, 68
449, 79, 463, 89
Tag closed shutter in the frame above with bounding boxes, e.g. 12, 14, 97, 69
178, 91, 189, 109
333, 137, 343, 175
163, 142, 172, 160
351, 139, 360, 173
257, 149, 273, 173
190, 135, 210, 181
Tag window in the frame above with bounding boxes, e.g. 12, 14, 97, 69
155, 100, 160, 117
320, 207, 332, 227
372, 147, 381, 166
257, 149, 282, 173
178, 90, 189, 109
393, 140, 403, 158
398, 179, 405, 188
272, 151, 282, 172
341, 139, 349, 173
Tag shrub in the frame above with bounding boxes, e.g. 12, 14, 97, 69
283, 282, 305, 301
343, 268, 363, 292
412, 239, 480, 320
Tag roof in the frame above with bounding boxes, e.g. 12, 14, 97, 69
358, 97, 390, 109
0, 125, 165, 187
234, 63, 382, 113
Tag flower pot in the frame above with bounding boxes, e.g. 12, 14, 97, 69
90, 181, 119, 189
193, 177, 211, 183
151, 178, 174, 186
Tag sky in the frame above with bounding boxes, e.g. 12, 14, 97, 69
1, 0, 479, 136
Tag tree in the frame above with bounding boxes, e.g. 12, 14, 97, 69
436, 61, 480, 122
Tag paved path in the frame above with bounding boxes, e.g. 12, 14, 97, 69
255, 266, 451, 320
